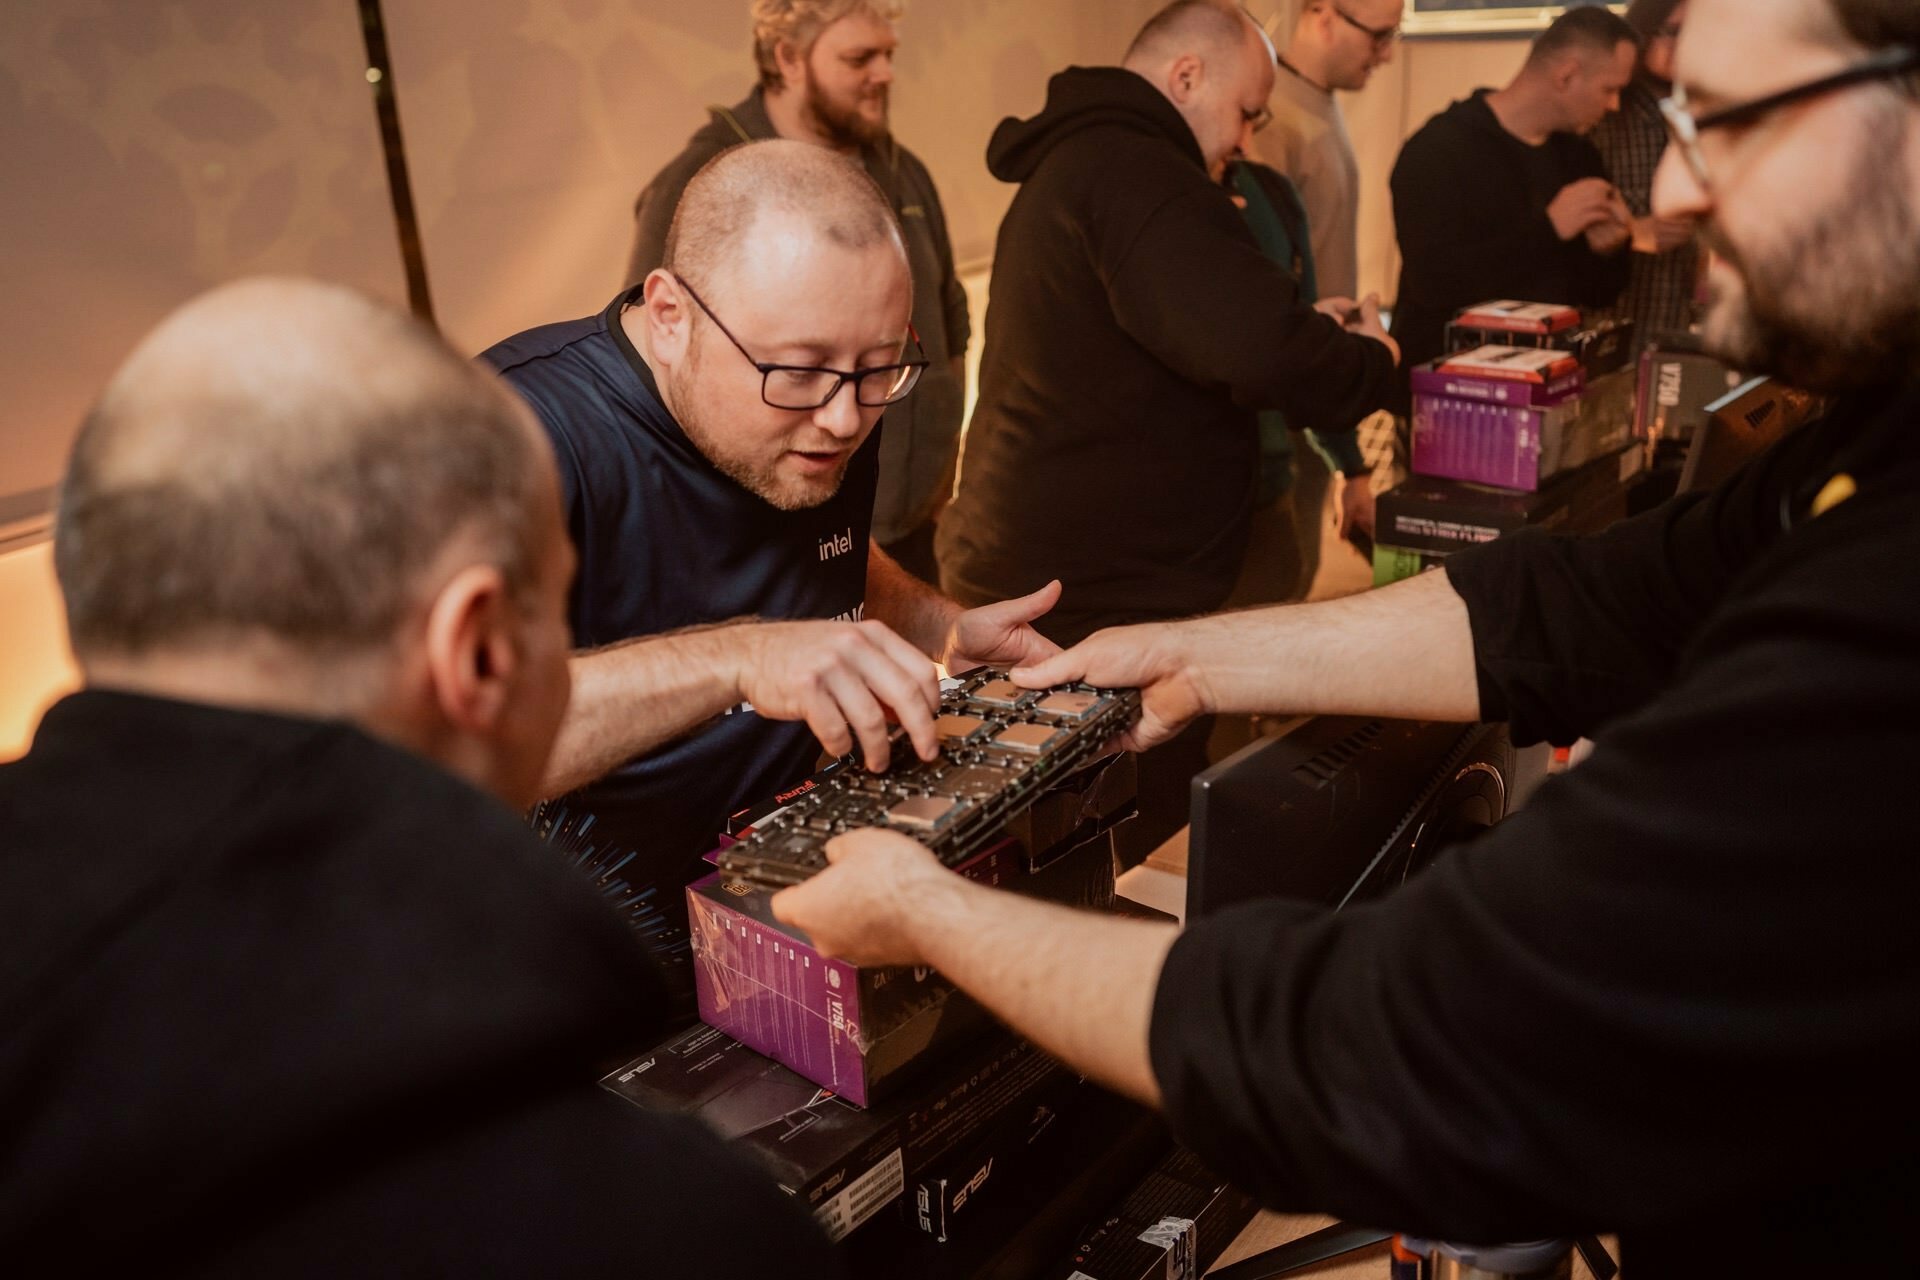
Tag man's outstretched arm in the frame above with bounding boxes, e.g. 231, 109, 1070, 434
773, 828, 1175, 1108
1012, 567, 1482, 752
542, 618, 943, 797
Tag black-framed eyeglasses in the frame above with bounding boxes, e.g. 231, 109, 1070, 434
675, 275, 929, 411
1330, 2, 1398, 50
1659, 45, 1920, 191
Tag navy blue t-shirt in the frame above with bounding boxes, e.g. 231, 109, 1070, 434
483, 287, 877, 956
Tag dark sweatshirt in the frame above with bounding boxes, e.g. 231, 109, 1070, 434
1390, 91, 1631, 411
0, 692, 844, 1277
1150, 380, 1920, 1278
938, 67, 1397, 644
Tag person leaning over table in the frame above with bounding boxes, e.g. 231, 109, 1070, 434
777, 1, 1920, 1271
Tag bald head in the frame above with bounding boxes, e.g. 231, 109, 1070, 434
1124, 0, 1276, 179
662, 139, 907, 304
56, 277, 548, 661
1124, 0, 1268, 72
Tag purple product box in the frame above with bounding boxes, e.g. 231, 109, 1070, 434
690, 831, 1115, 1107
1409, 360, 1585, 407
1413, 395, 1578, 490
603, 1022, 1074, 1243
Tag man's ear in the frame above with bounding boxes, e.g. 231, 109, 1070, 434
643, 268, 693, 370
1166, 53, 1205, 105
421, 564, 519, 734
773, 37, 807, 89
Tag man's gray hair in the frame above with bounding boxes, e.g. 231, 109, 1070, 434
55, 278, 545, 657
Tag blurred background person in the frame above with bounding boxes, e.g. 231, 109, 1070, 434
1241, 0, 1404, 601
1389, 6, 1638, 409
938, 0, 1398, 862
1591, 0, 1704, 358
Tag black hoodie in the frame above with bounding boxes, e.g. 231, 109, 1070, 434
1389, 90, 1631, 410
938, 67, 1397, 644
0, 692, 843, 1276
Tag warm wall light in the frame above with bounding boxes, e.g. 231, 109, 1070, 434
0, 541, 79, 762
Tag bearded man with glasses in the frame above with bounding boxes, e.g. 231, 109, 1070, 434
776, 2, 1920, 1272
482, 141, 1058, 996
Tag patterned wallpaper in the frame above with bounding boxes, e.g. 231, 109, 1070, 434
0, 1, 403, 506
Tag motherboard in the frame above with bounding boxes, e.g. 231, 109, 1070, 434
717, 667, 1141, 890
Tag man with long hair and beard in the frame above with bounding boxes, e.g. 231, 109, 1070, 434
776, 1, 1920, 1271
626, 1, 969, 585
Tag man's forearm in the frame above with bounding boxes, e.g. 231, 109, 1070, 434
541, 625, 746, 797
1188, 568, 1481, 722
866, 540, 961, 660
905, 873, 1177, 1108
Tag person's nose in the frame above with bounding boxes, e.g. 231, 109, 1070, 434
871, 53, 895, 87
1652, 140, 1710, 221
814, 379, 865, 438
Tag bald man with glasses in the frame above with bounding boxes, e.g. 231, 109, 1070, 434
481, 141, 1057, 985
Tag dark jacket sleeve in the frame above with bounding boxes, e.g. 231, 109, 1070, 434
196, 1090, 849, 1279
1103, 185, 1397, 434
1442, 420, 1811, 746
1150, 531, 1920, 1241
1149, 414, 1920, 1242
1567, 135, 1632, 307
1390, 128, 1631, 318
1390, 128, 1563, 315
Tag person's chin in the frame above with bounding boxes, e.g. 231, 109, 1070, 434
768, 454, 848, 509
1700, 288, 1761, 370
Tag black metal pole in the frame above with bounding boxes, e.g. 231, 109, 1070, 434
357, 0, 435, 325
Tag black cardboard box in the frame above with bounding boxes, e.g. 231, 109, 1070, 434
910, 1068, 1087, 1243
604, 1022, 1077, 1243
1378, 444, 1645, 557
1060, 1147, 1259, 1280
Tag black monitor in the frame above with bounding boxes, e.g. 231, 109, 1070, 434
1186, 717, 1539, 920
1678, 376, 1823, 494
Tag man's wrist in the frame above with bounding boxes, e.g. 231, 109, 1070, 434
900, 861, 980, 969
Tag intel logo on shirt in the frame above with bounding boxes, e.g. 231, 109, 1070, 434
818, 527, 855, 561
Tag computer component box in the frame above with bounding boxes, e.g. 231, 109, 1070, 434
1373, 446, 1644, 586
1056, 1147, 1257, 1280
1412, 367, 1635, 491
689, 815, 1118, 1107
602, 1021, 1074, 1243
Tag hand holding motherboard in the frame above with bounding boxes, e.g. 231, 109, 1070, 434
718, 666, 1141, 891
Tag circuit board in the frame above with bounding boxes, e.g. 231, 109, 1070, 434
717, 667, 1141, 891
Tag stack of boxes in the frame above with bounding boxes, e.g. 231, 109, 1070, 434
1376, 300, 1647, 585
595, 716, 1250, 1272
